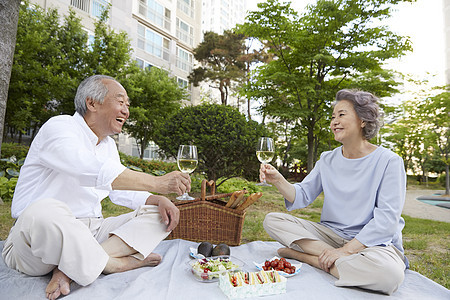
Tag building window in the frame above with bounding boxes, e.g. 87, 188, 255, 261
70, 0, 109, 18
136, 58, 153, 70
70, 0, 89, 13
137, 24, 170, 61
139, 0, 171, 31
177, 77, 189, 89
91, 0, 109, 18
176, 18, 193, 46
132, 142, 160, 160
176, 47, 192, 72
177, 0, 194, 18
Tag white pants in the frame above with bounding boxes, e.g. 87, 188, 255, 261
263, 212, 406, 295
2, 198, 170, 286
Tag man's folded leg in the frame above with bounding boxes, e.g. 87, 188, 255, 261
98, 205, 170, 260
2, 198, 109, 286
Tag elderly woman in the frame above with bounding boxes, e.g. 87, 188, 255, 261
260, 89, 408, 295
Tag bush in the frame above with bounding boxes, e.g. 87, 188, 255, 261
153, 104, 267, 184
1, 143, 30, 159
119, 152, 178, 175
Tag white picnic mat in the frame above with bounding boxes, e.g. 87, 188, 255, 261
0, 239, 448, 299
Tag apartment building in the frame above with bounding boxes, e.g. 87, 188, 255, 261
201, 0, 246, 35
28, 0, 202, 158
445, 0, 450, 85
199, 0, 247, 108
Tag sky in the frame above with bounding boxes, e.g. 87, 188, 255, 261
244, 0, 447, 99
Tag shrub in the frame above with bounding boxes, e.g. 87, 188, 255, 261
1, 143, 30, 159
119, 152, 178, 175
153, 104, 267, 185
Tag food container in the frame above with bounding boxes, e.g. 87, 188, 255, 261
219, 270, 287, 299
187, 256, 244, 282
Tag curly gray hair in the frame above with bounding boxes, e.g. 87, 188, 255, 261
74, 75, 117, 116
334, 89, 382, 140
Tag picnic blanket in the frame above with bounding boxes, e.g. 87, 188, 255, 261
1, 239, 449, 299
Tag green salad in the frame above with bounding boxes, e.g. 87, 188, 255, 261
192, 257, 240, 280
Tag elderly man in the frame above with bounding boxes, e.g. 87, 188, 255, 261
2, 75, 191, 300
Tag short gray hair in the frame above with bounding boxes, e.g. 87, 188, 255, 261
334, 89, 382, 140
74, 75, 116, 116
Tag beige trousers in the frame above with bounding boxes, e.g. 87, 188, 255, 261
263, 212, 406, 295
2, 198, 170, 286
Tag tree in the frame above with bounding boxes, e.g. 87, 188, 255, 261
382, 89, 449, 194
153, 104, 266, 184
422, 92, 449, 195
189, 30, 246, 105
6, 2, 136, 143
6, 2, 69, 143
239, 0, 413, 172
0, 0, 20, 154
85, 7, 134, 78
121, 67, 185, 159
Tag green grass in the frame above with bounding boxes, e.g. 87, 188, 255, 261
0, 184, 448, 289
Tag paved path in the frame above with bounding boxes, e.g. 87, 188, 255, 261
403, 189, 450, 223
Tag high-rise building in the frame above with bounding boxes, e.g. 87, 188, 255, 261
444, 0, 450, 85
27, 0, 203, 158
201, 0, 246, 35
199, 0, 247, 108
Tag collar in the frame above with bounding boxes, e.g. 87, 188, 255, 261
73, 112, 102, 146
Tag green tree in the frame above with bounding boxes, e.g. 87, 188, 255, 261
189, 30, 246, 105
239, 0, 413, 172
382, 89, 449, 194
85, 7, 134, 78
6, 2, 70, 143
121, 67, 185, 159
153, 104, 265, 184
7, 2, 136, 143
422, 92, 450, 194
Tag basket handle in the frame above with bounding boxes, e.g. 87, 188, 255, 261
201, 179, 215, 200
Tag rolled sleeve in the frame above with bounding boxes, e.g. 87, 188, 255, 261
96, 159, 127, 191
109, 190, 151, 210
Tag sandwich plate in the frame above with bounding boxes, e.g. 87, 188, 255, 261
253, 256, 302, 278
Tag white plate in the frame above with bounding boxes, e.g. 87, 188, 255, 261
253, 256, 302, 277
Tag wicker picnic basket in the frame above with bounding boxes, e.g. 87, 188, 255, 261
166, 180, 259, 246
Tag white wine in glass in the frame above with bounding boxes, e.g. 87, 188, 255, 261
176, 145, 198, 200
256, 137, 274, 186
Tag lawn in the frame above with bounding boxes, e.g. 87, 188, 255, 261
0, 185, 448, 289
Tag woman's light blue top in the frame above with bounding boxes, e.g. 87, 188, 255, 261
287, 146, 407, 255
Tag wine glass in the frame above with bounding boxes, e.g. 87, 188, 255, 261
176, 145, 198, 200
256, 137, 275, 186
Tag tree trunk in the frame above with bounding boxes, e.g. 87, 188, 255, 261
0, 0, 20, 154
446, 164, 449, 196
307, 125, 314, 173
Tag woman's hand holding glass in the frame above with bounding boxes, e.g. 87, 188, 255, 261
256, 137, 275, 186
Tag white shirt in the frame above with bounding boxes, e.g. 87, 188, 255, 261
287, 146, 406, 254
11, 113, 150, 219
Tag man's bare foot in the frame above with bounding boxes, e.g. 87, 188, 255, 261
45, 268, 71, 300
144, 253, 162, 267
103, 253, 163, 274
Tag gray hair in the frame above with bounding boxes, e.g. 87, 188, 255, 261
74, 75, 116, 116
334, 89, 382, 140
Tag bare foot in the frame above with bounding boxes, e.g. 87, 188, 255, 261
104, 253, 163, 274
144, 253, 162, 267
45, 268, 71, 300
278, 247, 300, 259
